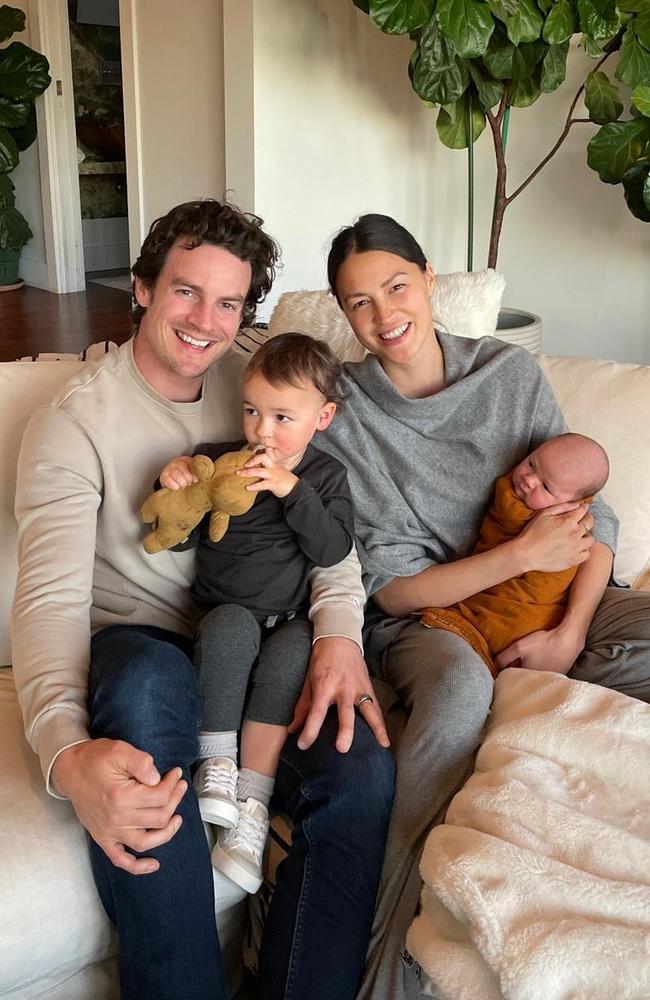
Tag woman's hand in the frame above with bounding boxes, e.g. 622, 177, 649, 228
496, 624, 584, 675
514, 502, 594, 574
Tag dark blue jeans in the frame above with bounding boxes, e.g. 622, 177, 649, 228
88, 624, 395, 1000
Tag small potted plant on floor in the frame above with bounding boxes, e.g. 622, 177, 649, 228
0, 4, 51, 289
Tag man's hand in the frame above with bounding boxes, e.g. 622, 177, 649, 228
288, 636, 390, 753
496, 624, 584, 675
51, 739, 188, 875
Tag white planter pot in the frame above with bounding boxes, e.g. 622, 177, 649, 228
495, 307, 543, 354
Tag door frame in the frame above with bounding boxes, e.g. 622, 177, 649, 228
27, 0, 144, 292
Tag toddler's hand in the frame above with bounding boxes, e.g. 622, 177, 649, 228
159, 456, 197, 490
238, 450, 298, 499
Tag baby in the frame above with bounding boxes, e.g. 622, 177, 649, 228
419, 433, 609, 673
157, 332, 354, 893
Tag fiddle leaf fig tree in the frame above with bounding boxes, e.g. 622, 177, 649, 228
352, 0, 650, 267
0, 4, 51, 253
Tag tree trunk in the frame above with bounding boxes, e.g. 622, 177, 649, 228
486, 107, 508, 270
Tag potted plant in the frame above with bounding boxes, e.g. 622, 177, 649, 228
351, 0, 650, 347
0, 4, 51, 288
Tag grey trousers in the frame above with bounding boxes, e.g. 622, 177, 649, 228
357, 586, 650, 1000
194, 603, 312, 731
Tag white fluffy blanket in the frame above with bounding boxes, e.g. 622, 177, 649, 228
406, 669, 650, 1000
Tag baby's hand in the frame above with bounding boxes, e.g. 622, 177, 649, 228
159, 456, 197, 491
238, 450, 298, 499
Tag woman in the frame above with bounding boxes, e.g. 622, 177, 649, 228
318, 214, 650, 1000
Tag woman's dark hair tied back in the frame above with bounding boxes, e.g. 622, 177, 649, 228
131, 199, 280, 330
327, 213, 427, 304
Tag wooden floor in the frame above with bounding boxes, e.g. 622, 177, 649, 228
0, 282, 133, 363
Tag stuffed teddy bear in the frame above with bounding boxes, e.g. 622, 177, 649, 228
140, 449, 260, 554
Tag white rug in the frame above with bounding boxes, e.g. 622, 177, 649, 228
89, 274, 131, 292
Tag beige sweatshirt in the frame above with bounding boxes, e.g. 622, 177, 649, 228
11, 340, 365, 793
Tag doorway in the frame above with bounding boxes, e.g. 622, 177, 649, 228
68, 0, 130, 292
30, 0, 143, 294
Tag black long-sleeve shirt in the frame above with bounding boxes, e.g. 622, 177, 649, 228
177, 440, 354, 619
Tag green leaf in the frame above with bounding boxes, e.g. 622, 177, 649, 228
9, 101, 36, 151
509, 69, 542, 104
582, 33, 603, 56
483, 25, 544, 78
369, 0, 434, 33
0, 204, 31, 249
537, 0, 554, 12
616, 0, 646, 11
503, 0, 544, 44
622, 162, 650, 220
633, 10, 650, 51
584, 70, 624, 122
436, 93, 487, 146
352, 0, 371, 11
469, 59, 504, 107
577, 0, 620, 41
632, 84, 650, 117
615, 24, 650, 88
0, 95, 28, 128
541, 39, 570, 91
410, 18, 470, 104
489, 0, 520, 18
543, 0, 575, 44
0, 5, 24, 44
0, 123, 19, 171
436, 0, 495, 58
0, 41, 51, 100
587, 117, 650, 182
0, 171, 14, 209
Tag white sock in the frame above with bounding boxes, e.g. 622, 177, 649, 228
237, 767, 275, 809
198, 730, 238, 763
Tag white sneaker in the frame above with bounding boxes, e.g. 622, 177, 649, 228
211, 797, 269, 894
194, 756, 238, 829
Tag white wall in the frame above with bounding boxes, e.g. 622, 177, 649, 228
225, 0, 439, 319
5, 1, 48, 289
224, 0, 650, 364
472, 43, 650, 364
133, 0, 226, 236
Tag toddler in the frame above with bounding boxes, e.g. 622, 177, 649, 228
419, 432, 609, 673
158, 332, 354, 892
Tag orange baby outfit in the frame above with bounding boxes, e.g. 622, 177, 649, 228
419, 474, 585, 676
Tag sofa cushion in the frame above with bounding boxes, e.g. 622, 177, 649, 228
0, 361, 86, 667
539, 355, 650, 589
0, 668, 117, 995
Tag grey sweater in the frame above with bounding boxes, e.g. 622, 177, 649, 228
319, 332, 618, 596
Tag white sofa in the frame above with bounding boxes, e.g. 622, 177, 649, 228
2, 286, 650, 998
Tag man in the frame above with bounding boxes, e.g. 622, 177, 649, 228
12, 200, 395, 1000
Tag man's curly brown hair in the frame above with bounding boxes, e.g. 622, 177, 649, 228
131, 199, 280, 331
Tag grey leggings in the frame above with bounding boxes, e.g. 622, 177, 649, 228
357, 586, 650, 1000
194, 603, 312, 731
